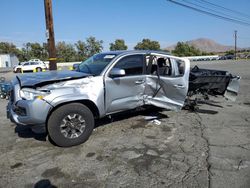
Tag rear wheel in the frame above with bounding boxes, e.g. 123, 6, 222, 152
36, 67, 42, 72
47, 103, 94, 147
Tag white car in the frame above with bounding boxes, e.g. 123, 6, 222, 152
14, 61, 47, 73
29, 59, 42, 63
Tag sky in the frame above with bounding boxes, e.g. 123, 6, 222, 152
1, 0, 250, 50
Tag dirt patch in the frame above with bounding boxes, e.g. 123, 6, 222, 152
10, 162, 23, 169
41, 167, 68, 179
86, 152, 95, 157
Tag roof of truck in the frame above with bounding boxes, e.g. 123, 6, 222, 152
100, 50, 171, 56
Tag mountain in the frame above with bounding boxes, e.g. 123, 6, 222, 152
165, 38, 236, 53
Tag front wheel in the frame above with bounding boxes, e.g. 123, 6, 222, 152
47, 103, 94, 147
16, 68, 22, 73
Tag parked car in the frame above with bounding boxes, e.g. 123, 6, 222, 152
6, 50, 240, 147
29, 59, 43, 63
13, 61, 47, 73
219, 55, 235, 60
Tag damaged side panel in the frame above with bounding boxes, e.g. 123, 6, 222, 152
224, 76, 240, 101
105, 75, 145, 114
42, 76, 106, 117
104, 53, 190, 113
144, 75, 189, 111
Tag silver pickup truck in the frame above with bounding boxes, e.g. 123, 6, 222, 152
7, 50, 240, 147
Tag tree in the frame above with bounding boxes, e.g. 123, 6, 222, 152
225, 50, 235, 56
41, 43, 49, 61
75, 37, 104, 61
75, 40, 87, 61
0, 42, 26, 62
20, 42, 49, 61
30, 43, 44, 59
0, 42, 18, 54
172, 42, 203, 57
0, 36, 104, 63
56, 41, 77, 62
110, 39, 127, 51
85, 36, 103, 57
134, 39, 160, 50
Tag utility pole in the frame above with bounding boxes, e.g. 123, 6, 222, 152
234, 30, 237, 60
44, 0, 57, 70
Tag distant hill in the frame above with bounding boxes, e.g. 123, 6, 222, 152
165, 38, 236, 53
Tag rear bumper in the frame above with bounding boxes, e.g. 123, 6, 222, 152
7, 99, 52, 126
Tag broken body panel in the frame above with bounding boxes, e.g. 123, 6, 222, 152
188, 66, 241, 101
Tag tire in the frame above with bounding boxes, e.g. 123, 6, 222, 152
36, 67, 42, 72
47, 103, 94, 147
16, 68, 21, 73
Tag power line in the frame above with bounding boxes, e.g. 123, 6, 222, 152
166, 0, 250, 26
197, 0, 250, 19
182, 0, 250, 23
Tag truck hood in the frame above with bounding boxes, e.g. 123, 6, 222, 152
16, 70, 91, 88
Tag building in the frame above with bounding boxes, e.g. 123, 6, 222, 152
0, 54, 19, 68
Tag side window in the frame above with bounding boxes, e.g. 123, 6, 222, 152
170, 58, 185, 77
114, 55, 143, 76
147, 56, 172, 76
23, 62, 29, 66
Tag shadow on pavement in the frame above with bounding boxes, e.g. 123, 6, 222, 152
15, 124, 47, 141
195, 108, 218, 114
198, 100, 223, 108
95, 106, 169, 128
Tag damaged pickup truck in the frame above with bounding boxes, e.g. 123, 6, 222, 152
6, 51, 240, 147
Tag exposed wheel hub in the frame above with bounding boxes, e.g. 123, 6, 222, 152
60, 114, 86, 139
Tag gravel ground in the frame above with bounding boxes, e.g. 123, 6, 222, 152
0, 60, 249, 188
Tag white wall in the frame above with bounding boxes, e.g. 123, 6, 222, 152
0, 54, 11, 68
0, 54, 19, 68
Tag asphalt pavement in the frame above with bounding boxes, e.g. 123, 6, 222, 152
0, 60, 249, 188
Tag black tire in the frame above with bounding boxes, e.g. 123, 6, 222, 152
36, 67, 42, 72
16, 68, 21, 73
47, 103, 94, 147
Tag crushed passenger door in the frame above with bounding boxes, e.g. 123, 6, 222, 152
144, 53, 190, 111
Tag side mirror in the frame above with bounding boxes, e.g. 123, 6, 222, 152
73, 64, 79, 71
109, 68, 126, 78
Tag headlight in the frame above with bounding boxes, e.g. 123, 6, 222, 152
19, 88, 50, 100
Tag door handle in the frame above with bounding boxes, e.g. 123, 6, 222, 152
135, 80, 145, 85
174, 84, 185, 89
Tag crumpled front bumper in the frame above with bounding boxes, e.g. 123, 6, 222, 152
7, 99, 53, 126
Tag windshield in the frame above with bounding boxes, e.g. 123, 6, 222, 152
78, 53, 117, 75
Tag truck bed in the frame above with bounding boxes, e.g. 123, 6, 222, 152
188, 66, 239, 97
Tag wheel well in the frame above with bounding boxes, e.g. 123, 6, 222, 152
46, 100, 100, 128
